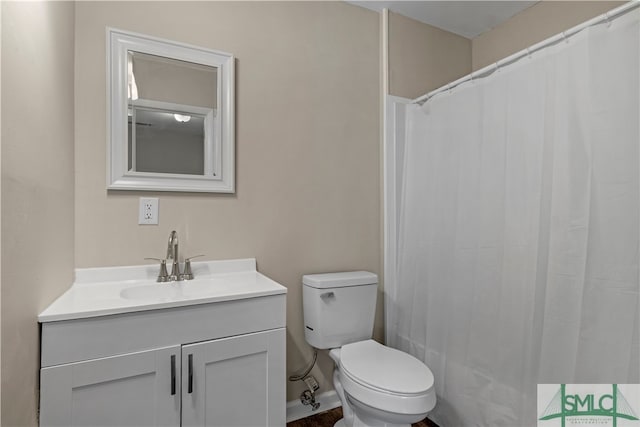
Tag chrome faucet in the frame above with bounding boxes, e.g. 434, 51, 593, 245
167, 230, 182, 281
146, 230, 203, 282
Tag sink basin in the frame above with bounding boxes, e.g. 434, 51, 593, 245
120, 284, 181, 300
119, 279, 235, 301
38, 258, 288, 322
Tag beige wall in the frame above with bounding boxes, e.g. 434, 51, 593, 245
1, 2, 76, 425
388, 11, 471, 99
0, 1, 3, 422
74, 1, 381, 402
386, 1, 621, 99
472, 1, 625, 70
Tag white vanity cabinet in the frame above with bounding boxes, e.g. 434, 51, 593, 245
182, 329, 285, 426
38, 259, 287, 427
40, 345, 181, 427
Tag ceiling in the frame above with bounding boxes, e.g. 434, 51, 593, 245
346, 1, 539, 39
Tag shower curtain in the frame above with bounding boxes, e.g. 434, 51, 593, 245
392, 8, 639, 427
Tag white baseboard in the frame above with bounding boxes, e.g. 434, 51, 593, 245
286, 390, 342, 423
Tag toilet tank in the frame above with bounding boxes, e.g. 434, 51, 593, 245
302, 271, 378, 349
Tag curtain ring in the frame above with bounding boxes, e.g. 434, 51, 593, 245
562, 31, 569, 43
494, 62, 500, 73
605, 12, 612, 28
526, 48, 532, 59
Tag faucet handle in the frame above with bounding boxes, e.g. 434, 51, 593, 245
144, 257, 169, 282
182, 255, 205, 280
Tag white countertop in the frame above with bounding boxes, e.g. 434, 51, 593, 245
39, 258, 287, 322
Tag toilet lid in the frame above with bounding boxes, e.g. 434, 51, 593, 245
340, 340, 434, 395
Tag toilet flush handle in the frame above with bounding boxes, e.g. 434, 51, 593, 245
320, 292, 335, 300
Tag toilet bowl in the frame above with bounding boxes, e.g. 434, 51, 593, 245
330, 340, 435, 427
302, 272, 437, 427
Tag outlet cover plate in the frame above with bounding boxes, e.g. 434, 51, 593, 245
139, 197, 159, 225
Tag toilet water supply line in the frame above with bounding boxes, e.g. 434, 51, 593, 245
289, 348, 321, 411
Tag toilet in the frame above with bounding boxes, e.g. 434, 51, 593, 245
302, 271, 436, 427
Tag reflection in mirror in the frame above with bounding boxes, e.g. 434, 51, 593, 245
127, 52, 216, 176
128, 52, 217, 109
128, 109, 205, 175
108, 29, 235, 192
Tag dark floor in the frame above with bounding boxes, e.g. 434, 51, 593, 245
287, 407, 439, 427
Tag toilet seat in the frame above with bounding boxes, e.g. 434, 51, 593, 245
338, 340, 436, 415
341, 340, 434, 395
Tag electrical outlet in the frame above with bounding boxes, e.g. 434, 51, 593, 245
138, 198, 159, 225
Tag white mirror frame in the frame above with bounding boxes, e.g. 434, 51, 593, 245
107, 28, 235, 193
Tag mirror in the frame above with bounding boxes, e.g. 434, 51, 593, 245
108, 29, 235, 192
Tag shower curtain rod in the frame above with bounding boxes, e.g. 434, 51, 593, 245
412, 0, 640, 105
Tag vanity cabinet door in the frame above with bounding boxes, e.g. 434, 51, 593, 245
40, 346, 181, 427
181, 328, 285, 427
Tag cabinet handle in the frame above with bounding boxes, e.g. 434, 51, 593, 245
188, 354, 193, 394
170, 355, 176, 395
